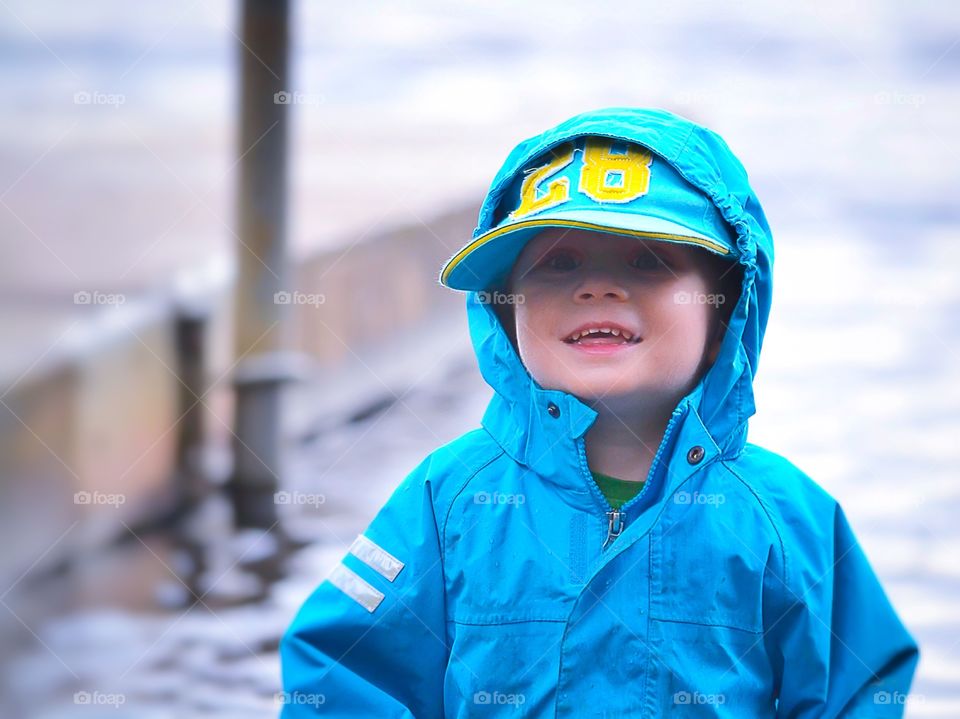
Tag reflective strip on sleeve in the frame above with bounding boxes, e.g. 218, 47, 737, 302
349, 534, 405, 582
327, 563, 385, 613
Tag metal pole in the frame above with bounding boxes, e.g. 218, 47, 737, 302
174, 310, 208, 509
228, 0, 291, 528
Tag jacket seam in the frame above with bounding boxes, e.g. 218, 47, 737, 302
450, 617, 568, 626
650, 615, 763, 636
436, 434, 504, 669
440, 436, 506, 558
718, 458, 789, 591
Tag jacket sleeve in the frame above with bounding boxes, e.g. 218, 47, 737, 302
279, 460, 449, 718
764, 503, 920, 718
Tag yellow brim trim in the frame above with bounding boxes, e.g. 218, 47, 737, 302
440, 218, 731, 287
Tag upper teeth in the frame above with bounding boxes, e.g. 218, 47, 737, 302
568, 327, 634, 342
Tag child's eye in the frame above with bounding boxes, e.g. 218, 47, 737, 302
538, 252, 580, 271
631, 253, 670, 271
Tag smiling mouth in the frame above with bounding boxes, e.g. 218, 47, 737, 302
563, 327, 642, 345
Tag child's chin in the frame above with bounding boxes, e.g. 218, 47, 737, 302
562, 380, 651, 403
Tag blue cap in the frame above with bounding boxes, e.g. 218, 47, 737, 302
440, 135, 738, 291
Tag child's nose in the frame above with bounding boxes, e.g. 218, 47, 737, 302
573, 269, 630, 302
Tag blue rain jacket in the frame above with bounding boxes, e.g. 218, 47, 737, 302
279, 108, 919, 717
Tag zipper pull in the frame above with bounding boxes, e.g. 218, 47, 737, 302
603, 509, 625, 549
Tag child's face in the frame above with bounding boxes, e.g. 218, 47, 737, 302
506, 228, 726, 413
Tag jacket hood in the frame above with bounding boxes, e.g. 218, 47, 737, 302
460, 107, 774, 501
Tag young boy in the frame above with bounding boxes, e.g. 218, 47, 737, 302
279, 107, 919, 717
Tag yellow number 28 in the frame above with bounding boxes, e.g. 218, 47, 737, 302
511, 138, 652, 221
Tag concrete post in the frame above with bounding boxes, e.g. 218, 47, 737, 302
228, 0, 291, 528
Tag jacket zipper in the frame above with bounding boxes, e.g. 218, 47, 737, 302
604, 508, 625, 549
575, 436, 623, 550
576, 403, 686, 550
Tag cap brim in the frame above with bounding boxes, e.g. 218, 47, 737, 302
440, 208, 735, 292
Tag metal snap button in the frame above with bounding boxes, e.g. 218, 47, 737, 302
687, 445, 705, 464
